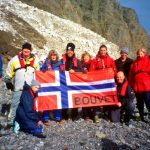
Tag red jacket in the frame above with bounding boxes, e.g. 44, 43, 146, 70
89, 54, 117, 75
81, 60, 92, 71
129, 55, 150, 92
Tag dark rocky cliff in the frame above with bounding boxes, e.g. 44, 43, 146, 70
17, 0, 150, 57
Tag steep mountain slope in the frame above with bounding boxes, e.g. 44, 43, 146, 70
17, 0, 150, 57
0, 0, 119, 60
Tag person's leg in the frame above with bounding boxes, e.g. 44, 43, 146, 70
8, 91, 22, 125
111, 107, 121, 122
144, 92, 150, 112
135, 92, 144, 120
83, 107, 91, 119
124, 101, 135, 123
62, 109, 68, 120
93, 107, 100, 123
54, 109, 62, 121
71, 108, 78, 120
42, 111, 50, 126
77, 108, 83, 119
87, 108, 93, 119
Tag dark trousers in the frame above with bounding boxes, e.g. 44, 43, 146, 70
62, 108, 78, 120
135, 92, 150, 120
82, 107, 92, 119
111, 101, 135, 123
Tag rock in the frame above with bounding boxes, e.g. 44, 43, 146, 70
95, 133, 107, 139
5, 144, 14, 150
17, 0, 150, 57
0, 0, 119, 61
0, 145, 5, 150
36, 141, 44, 147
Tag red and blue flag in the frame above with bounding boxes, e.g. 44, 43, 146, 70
34, 68, 119, 111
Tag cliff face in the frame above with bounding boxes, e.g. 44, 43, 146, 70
17, 0, 150, 57
0, 0, 119, 61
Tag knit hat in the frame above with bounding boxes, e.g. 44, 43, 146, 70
30, 80, 41, 87
22, 42, 32, 51
66, 43, 75, 52
120, 47, 129, 54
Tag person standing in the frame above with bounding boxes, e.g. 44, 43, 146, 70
61, 43, 83, 72
115, 47, 133, 78
5, 42, 39, 127
90, 44, 117, 74
89, 44, 117, 123
40, 49, 63, 124
129, 48, 150, 122
61, 43, 83, 120
81, 51, 92, 72
81, 51, 93, 120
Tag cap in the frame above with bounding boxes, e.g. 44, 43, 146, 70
30, 80, 41, 87
66, 43, 75, 51
120, 47, 129, 54
22, 42, 32, 51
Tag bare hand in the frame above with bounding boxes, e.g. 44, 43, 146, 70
117, 102, 122, 107
37, 121, 43, 126
69, 69, 75, 73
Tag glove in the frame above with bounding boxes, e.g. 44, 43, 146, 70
6, 82, 14, 90
41, 69, 46, 73
4, 77, 14, 91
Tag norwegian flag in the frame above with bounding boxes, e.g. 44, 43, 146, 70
34, 68, 119, 112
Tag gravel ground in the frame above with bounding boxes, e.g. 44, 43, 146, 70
0, 77, 150, 150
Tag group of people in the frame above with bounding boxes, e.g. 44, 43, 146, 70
0, 42, 150, 138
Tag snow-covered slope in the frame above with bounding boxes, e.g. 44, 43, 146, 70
0, 0, 119, 60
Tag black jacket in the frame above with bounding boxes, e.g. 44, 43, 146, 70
115, 57, 133, 77
117, 79, 135, 107
65, 55, 83, 72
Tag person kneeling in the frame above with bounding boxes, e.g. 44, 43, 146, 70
15, 80, 46, 138
111, 71, 135, 125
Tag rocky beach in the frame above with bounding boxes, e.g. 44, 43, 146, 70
0, 0, 150, 149
0, 78, 150, 150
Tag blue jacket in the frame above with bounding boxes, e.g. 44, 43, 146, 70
40, 59, 62, 71
0, 54, 3, 78
16, 88, 40, 132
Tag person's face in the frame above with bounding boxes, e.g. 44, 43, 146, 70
121, 52, 128, 60
50, 54, 57, 61
116, 72, 125, 84
31, 86, 40, 93
83, 54, 90, 62
137, 51, 145, 58
99, 47, 107, 56
66, 49, 74, 57
22, 48, 31, 58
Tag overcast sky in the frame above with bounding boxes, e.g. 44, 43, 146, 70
118, 0, 150, 35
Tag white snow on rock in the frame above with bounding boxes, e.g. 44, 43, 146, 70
0, 0, 120, 61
